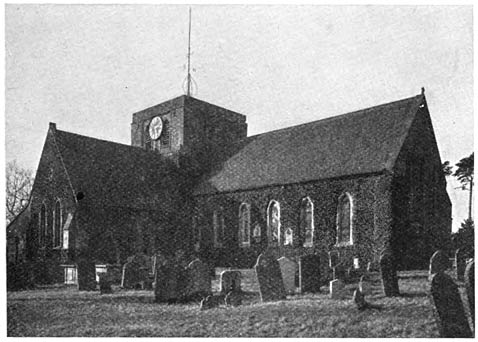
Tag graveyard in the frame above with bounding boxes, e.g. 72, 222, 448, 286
7, 266, 473, 337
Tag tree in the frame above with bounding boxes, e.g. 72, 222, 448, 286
6, 160, 33, 224
442, 161, 453, 177
454, 153, 474, 220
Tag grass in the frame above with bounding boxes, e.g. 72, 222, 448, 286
6, 270, 470, 337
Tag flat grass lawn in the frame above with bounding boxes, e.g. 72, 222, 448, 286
6, 270, 467, 337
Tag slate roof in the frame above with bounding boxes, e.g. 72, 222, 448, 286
194, 93, 425, 195
53, 128, 180, 209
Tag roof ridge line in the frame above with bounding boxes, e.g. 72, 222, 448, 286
246, 94, 422, 140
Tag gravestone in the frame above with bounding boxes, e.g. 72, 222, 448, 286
359, 274, 372, 296
254, 253, 286, 302
299, 254, 321, 293
225, 291, 242, 307
99, 273, 113, 294
77, 259, 96, 291
430, 272, 472, 337
380, 251, 399, 297
187, 259, 211, 299
353, 289, 366, 310
278, 256, 298, 294
121, 253, 152, 289
219, 270, 242, 294
455, 248, 467, 282
154, 258, 189, 303
429, 250, 449, 278
200, 295, 219, 310
329, 279, 346, 299
464, 259, 474, 323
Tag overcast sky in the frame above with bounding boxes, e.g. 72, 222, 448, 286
5, 5, 473, 231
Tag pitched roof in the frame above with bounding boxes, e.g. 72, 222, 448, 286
194, 93, 425, 195
52, 128, 180, 209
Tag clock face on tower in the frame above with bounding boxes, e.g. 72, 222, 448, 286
148, 116, 163, 140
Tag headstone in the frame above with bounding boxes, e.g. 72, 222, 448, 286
353, 289, 366, 310
77, 259, 96, 291
187, 259, 211, 299
254, 253, 286, 302
429, 250, 449, 278
329, 279, 346, 299
224, 291, 242, 307
359, 274, 372, 296
430, 272, 472, 337
219, 270, 242, 294
455, 248, 467, 281
154, 258, 189, 303
329, 250, 340, 268
121, 253, 152, 289
278, 256, 298, 294
380, 251, 399, 297
299, 254, 321, 293
464, 259, 474, 323
99, 273, 113, 294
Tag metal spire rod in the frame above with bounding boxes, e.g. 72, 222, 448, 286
187, 7, 192, 97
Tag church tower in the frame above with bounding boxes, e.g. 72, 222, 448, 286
130, 95, 247, 164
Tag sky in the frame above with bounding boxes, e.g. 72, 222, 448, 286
4, 5, 474, 231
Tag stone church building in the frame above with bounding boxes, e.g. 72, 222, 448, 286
8, 90, 451, 285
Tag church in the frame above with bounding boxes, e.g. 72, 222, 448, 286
7, 89, 452, 286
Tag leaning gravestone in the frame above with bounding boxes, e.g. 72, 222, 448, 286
121, 253, 151, 289
219, 270, 242, 294
278, 256, 298, 294
187, 259, 211, 299
464, 259, 474, 323
255, 253, 286, 302
77, 259, 96, 291
429, 250, 449, 279
380, 251, 399, 297
455, 248, 467, 282
430, 272, 472, 337
299, 254, 321, 293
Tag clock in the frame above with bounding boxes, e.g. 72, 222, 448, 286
148, 116, 163, 140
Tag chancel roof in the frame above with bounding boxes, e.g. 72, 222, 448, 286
194, 93, 425, 195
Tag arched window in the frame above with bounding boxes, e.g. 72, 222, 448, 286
238, 203, 251, 247
53, 200, 62, 248
213, 208, 225, 248
39, 203, 46, 246
160, 118, 170, 147
299, 197, 314, 247
336, 193, 353, 245
267, 200, 281, 245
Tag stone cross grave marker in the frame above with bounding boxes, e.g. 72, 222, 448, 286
465, 259, 474, 323
77, 259, 96, 291
455, 248, 468, 282
299, 254, 321, 293
254, 253, 286, 302
429, 250, 449, 279
187, 259, 211, 299
219, 270, 242, 294
430, 272, 472, 337
380, 251, 399, 297
278, 256, 298, 294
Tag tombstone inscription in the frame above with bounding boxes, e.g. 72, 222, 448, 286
254, 254, 286, 302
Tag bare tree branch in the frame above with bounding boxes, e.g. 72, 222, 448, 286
5, 160, 33, 224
